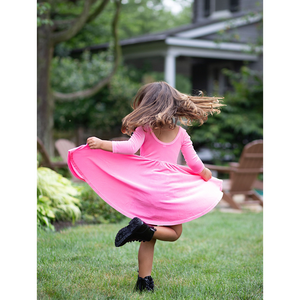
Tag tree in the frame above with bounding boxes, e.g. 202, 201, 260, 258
37, 0, 122, 154
55, 0, 193, 54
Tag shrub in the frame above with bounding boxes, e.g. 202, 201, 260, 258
77, 183, 125, 224
37, 167, 81, 230
37, 195, 55, 231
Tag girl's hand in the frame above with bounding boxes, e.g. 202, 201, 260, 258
87, 137, 102, 149
199, 167, 212, 181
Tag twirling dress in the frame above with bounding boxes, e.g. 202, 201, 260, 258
68, 126, 223, 226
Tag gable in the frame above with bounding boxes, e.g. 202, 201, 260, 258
175, 13, 262, 39
198, 22, 262, 45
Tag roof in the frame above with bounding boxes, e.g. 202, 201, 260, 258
70, 11, 262, 54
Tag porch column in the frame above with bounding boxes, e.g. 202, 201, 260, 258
164, 53, 176, 88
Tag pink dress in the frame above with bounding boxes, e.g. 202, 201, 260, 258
68, 126, 223, 226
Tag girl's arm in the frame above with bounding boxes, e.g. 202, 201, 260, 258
87, 127, 145, 154
181, 130, 212, 181
199, 167, 212, 181
87, 137, 112, 152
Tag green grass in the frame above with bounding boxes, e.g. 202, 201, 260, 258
37, 211, 263, 299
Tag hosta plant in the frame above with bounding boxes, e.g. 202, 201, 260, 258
37, 167, 81, 230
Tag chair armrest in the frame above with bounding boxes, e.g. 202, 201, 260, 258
52, 161, 68, 168
205, 163, 263, 174
205, 164, 232, 173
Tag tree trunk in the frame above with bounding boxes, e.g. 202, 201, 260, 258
37, 23, 54, 155
37, 0, 120, 155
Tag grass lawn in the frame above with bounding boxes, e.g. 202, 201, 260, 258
37, 211, 263, 299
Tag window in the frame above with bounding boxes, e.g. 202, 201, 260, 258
204, 0, 210, 17
204, 0, 240, 18
230, 0, 239, 12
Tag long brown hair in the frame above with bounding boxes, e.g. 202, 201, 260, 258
121, 81, 224, 135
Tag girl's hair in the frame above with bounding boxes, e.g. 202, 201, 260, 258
121, 81, 224, 135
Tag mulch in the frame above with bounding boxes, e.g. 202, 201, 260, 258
53, 220, 90, 231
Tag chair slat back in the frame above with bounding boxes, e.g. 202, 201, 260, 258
230, 140, 263, 192
55, 139, 76, 163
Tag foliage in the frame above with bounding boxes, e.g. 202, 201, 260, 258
52, 52, 193, 136
37, 167, 82, 230
37, 211, 263, 299
51, 50, 114, 95
37, 195, 55, 231
54, 0, 193, 56
141, 71, 192, 94
47, 0, 190, 136
37, 2, 53, 27
77, 183, 125, 224
52, 52, 140, 134
189, 66, 263, 162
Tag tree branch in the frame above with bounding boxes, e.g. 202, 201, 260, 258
51, 0, 93, 45
53, 0, 122, 101
52, 19, 75, 30
52, 0, 110, 33
86, 0, 110, 24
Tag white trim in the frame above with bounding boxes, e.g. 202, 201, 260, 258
210, 10, 232, 20
166, 37, 257, 53
164, 52, 176, 87
166, 45, 257, 61
176, 13, 262, 39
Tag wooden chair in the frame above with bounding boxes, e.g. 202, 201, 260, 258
205, 140, 263, 210
55, 139, 81, 181
55, 139, 77, 164
37, 137, 68, 170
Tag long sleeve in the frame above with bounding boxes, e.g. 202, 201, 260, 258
181, 130, 205, 174
112, 126, 145, 155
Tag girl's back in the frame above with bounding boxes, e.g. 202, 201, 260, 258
152, 126, 180, 143
113, 125, 203, 172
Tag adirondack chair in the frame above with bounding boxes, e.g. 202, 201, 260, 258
205, 140, 263, 210
55, 139, 77, 164
54, 139, 81, 181
37, 137, 68, 170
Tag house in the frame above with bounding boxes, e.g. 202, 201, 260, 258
71, 0, 263, 96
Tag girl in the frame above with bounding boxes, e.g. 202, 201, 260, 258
68, 81, 223, 292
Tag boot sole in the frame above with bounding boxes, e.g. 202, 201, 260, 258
115, 217, 143, 247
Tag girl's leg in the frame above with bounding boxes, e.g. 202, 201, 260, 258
153, 224, 182, 241
138, 224, 182, 278
138, 239, 156, 278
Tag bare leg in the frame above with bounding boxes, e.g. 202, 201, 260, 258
138, 224, 182, 278
138, 239, 156, 278
152, 224, 182, 241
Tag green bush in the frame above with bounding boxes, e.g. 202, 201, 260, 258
37, 195, 55, 231
77, 183, 125, 224
37, 167, 82, 230
37, 166, 125, 231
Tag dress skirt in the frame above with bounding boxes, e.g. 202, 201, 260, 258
68, 145, 223, 226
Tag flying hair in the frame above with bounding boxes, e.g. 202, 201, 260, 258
121, 81, 224, 135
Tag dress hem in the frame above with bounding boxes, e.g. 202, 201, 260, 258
68, 148, 223, 226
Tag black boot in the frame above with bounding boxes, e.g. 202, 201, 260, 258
115, 217, 156, 247
135, 275, 155, 292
